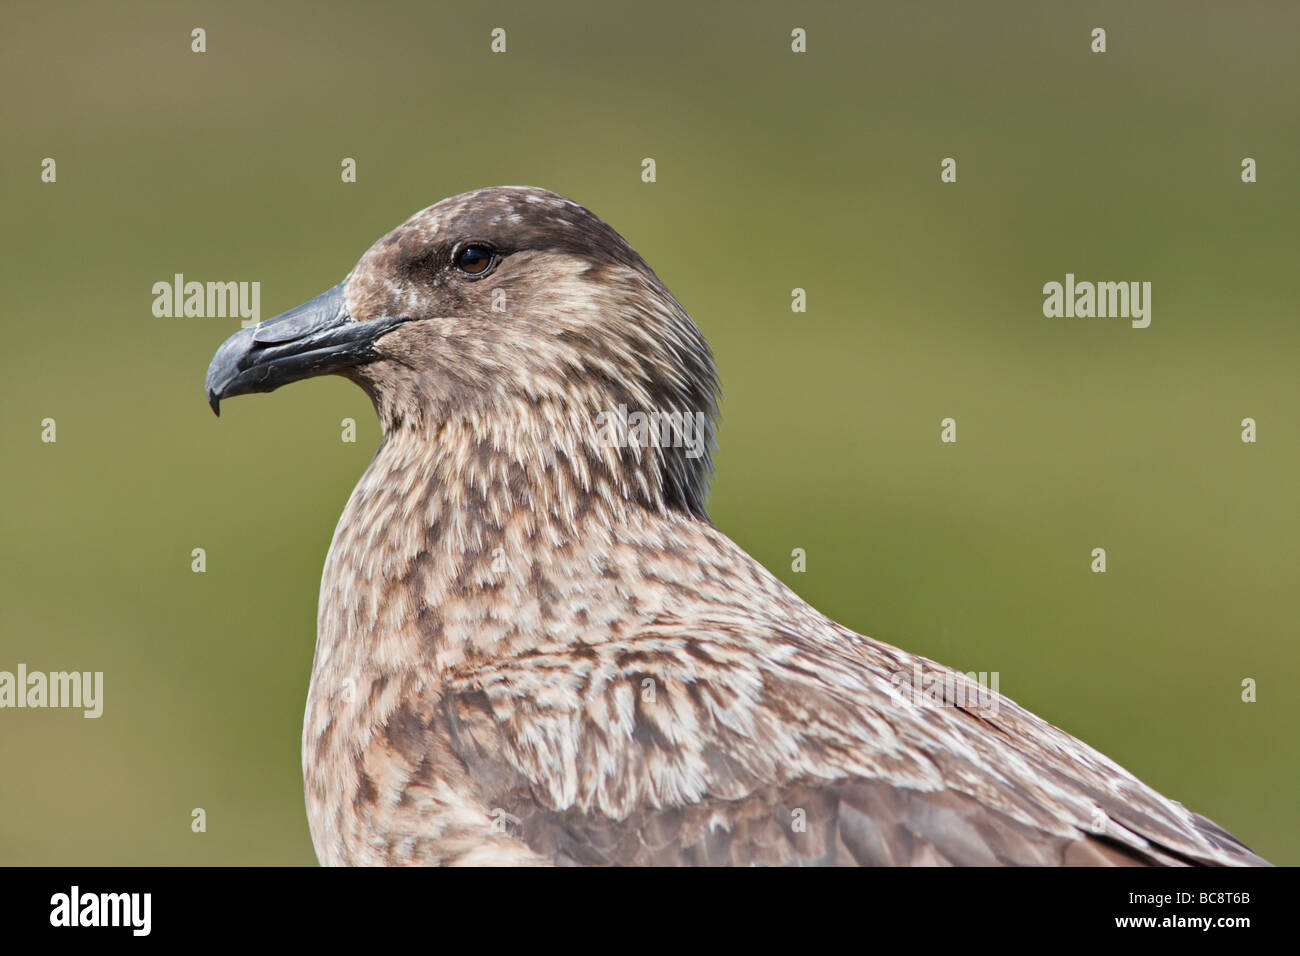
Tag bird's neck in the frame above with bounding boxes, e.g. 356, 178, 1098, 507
314, 410, 706, 678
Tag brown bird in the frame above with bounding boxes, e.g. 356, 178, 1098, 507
206, 186, 1266, 866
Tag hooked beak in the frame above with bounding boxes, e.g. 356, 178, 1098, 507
204, 283, 404, 415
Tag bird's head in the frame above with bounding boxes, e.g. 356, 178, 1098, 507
205, 186, 720, 516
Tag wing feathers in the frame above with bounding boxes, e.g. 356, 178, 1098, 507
430, 623, 1267, 866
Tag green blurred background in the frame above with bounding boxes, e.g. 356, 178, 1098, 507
1, 0, 1295, 865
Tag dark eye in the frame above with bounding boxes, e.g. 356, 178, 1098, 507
452, 243, 497, 277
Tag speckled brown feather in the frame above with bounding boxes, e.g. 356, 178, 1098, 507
282, 187, 1268, 866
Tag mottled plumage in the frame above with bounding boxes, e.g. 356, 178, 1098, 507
206, 186, 1266, 866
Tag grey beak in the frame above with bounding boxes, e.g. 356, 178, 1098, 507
205, 283, 403, 415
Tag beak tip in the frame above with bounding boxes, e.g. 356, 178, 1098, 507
203, 282, 357, 414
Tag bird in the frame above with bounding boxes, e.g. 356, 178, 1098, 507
205, 186, 1267, 866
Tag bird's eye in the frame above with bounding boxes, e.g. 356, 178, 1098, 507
452, 243, 497, 277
